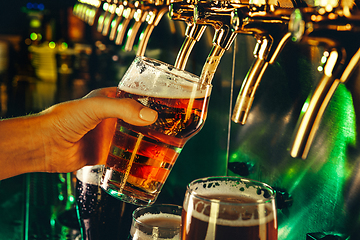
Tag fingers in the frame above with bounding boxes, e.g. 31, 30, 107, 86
91, 97, 158, 126
83, 87, 158, 126
83, 87, 117, 98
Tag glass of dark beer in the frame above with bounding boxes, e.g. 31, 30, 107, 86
129, 204, 182, 240
76, 165, 137, 240
100, 56, 212, 206
181, 177, 278, 240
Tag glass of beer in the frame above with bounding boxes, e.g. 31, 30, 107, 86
101, 56, 212, 206
129, 204, 182, 240
76, 165, 137, 240
181, 177, 278, 240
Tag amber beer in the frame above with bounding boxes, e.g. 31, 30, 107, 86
101, 56, 212, 206
181, 196, 277, 240
181, 177, 278, 240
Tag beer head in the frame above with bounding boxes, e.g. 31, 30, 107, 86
118, 56, 211, 99
130, 204, 182, 240
76, 165, 104, 185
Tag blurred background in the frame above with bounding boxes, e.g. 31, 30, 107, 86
0, 0, 360, 239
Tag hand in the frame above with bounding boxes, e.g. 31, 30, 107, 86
0, 87, 158, 180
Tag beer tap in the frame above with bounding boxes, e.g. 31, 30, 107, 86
88, 0, 104, 26
124, 0, 170, 54
135, 5, 169, 56
194, 0, 239, 85
124, 6, 150, 51
114, 0, 137, 45
73, 0, 103, 26
230, 0, 307, 124
97, 0, 113, 32
288, 1, 360, 159
109, 2, 125, 40
102, 0, 119, 36
169, 0, 207, 70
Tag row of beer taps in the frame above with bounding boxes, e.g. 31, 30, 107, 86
73, 0, 360, 159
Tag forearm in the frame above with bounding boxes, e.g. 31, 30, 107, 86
0, 114, 47, 180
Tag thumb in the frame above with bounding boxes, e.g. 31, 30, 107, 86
92, 97, 158, 126
83, 87, 158, 126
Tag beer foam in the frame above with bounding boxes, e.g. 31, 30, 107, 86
76, 165, 104, 185
130, 213, 181, 240
118, 58, 210, 99
186, 199, 275, 228
184, 180, 276, 228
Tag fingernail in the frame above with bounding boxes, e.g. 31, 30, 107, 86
139, 108, 157, 122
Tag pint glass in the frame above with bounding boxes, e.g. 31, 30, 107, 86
181, 177, 278, 240
129, 204, 182, 240
101, 56, 212, 206
76, 165, 137, 240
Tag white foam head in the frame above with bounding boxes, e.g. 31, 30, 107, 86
76, 165, 104, 185
130, 212, 181, 240
183, 179, 276, 228
119, 57, 211, 99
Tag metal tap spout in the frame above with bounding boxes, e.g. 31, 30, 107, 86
289, 5, 360, 159
136, 6, 169, 56
109, 3, 125, 40
170, 0, 206, 70
231, 6, 299, 124
175, 24, 207, 69
102, 0, 119, 36
192, 0, 239, 85
115, 0, 137, 45
97, 0, 113, 32
124, 8, 150, 51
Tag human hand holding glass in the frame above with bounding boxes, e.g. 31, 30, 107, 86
101, 56, 212, 206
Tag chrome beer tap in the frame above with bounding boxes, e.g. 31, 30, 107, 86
109, 1, 125, 40
97, 0, 113, 32
288, 0, 360, 159
194, 0, 239, 85
135, 4, 169, 56
88, 0, 104, 26
114, 0, 137, 45
102, 0, 119, 36
73, 0, 103, 26
123, 5, 150, 51
169, 0, 207, 70
124, 0, 170, 54
230, 0, 307, 124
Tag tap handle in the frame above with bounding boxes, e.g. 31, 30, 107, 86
115, 5, 136, 45
291, 47, 360, 158
231, 7, 294, 124
109, 4, 125, 40
97, 0, 112, 32
136, 7, 169, 56
102, 2, 118, 36
124, 8, 149, 51
88, 0, 104, 26
290, 50, 343, 158
232, 57, 269, 124
174, 23, 207, 70
289, 5, 360, 158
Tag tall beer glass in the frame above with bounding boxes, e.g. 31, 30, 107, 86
181, 177, 278, 240
101, 56, 212, 206
76, 165, 137, 240
129, 204, 182, 240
